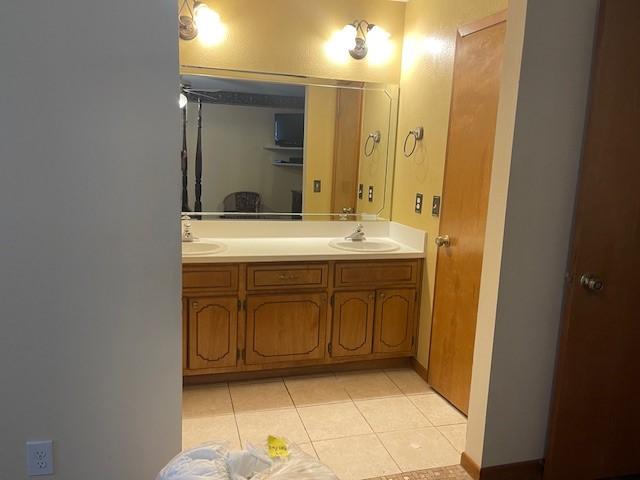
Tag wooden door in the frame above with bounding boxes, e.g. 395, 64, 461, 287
245, 292, 327, 365
427, 12, 507, 414
544, 2, 640, 478
331, 291, 375, 357
188, 296, 238, 370
373, 288, 416, 354
331, 87, 363, 214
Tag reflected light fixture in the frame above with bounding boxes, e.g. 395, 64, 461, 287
178, 0, 226, 45
179, 92, 188, 109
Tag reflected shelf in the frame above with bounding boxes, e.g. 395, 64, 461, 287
272, 161, 303, 167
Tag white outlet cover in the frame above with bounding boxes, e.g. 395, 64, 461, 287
26, 440, 54, 476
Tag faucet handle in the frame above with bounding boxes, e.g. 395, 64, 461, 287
355, 223, 364, 231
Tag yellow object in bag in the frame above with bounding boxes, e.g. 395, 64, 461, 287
267, 435, 289, 458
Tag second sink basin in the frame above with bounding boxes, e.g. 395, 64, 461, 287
328, 239, 400, 253
182, 241, 226, 256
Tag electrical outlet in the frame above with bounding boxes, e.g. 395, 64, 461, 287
358, 184, 364, 200
368, 186, 374, 202
415, 193, 424, 214
313, 179, 321, 192
27, 440, 53, 476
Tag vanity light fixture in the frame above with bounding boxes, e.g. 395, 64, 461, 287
342, 20, 390, 60
178, 0, 226, 45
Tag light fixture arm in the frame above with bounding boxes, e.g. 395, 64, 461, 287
348, 20, 379, 60
178, 0, 198, 40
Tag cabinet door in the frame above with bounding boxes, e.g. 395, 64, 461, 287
373, 289, 416, 354
331, 291, 375, 358
246, 292, 327, 365
188, 296, 238, 370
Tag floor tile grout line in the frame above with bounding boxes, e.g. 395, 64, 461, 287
350, 385, 403, 474
434, 425, 465, 456
225, 381, 244, 449
282, 375, 315, 446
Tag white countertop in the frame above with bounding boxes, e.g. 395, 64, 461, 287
182, 236, 424, 263
181, 220, 427, 264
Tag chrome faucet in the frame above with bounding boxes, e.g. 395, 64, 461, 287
345, 224, 366, 242
181, 215, 194, 242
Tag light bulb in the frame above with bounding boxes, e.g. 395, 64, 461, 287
194, 3, 226, 45
339, 24, 357, 51
179, 93, 187, 109
366, 26, 391, 65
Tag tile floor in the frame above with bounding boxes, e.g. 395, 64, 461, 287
182, 368, 467, 480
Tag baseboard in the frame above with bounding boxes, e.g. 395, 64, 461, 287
480, 459, 543, 480
461, 452, 543, 480
183, 357, 411, 385
461, 452, 481, 480
410, 357, 429, 382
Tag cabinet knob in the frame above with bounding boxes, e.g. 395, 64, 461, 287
368, 293, 375, 301
192, 301, 199, 308
379, 292, 385, 299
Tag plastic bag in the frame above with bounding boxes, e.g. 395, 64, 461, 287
251, 444, 337, 480
157, 441, 338, 480
156, 443, 231, 480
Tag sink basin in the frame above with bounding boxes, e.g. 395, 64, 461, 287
328, 239, 400, 253
182, 241, 225, 256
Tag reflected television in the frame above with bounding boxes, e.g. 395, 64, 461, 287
274, 113, 304, 147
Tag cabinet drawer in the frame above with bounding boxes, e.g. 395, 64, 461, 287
334, 260, 419, 288
182, 264, 238, 294
247, 263, 328, 291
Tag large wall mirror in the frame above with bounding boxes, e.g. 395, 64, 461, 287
179, 66, 398, 220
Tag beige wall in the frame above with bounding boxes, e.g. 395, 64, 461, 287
186, 102, 303, 212
304, 86, 337, 213
392, 0, 508, 366
179, 0, 406, 84
467, 0, 599, 467
0, 0, 181, 478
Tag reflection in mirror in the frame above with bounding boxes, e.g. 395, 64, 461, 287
179, 69, 398, 220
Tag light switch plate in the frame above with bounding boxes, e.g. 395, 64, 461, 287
313, 180, 321, 193
368, 186, 374, 202
431, 195, 441, 216
415, 193, 423, 214
358, 184, 364, 200
27, 440, 53, 476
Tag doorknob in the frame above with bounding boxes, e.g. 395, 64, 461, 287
435, 235, 451, 247
580, 274, 604, 292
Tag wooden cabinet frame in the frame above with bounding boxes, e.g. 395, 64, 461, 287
182, 259, 422, 378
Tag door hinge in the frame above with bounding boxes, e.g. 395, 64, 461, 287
328, 342, 333, 355
411, 336, 415, 346
242, 349, 246, 361
237, 299, 242, 311
238, 299, 246, 311
237, 349, 241, 361
330, 294, 334, 306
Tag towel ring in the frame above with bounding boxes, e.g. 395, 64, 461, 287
364, 130, 381, 157
403, 126, 424, 157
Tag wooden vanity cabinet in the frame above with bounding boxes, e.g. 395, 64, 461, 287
187, 296, 239, 370
373, 288, 416, 354
182, 259, 422, 377
245, 292, 328, 365
330, 291, 375, 358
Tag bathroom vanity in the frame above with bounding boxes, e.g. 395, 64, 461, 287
181, 221, 426, 379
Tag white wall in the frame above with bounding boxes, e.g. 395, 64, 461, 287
466, 0, 599, 467
0, 0, 181, 478
185, 103, 303, 213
